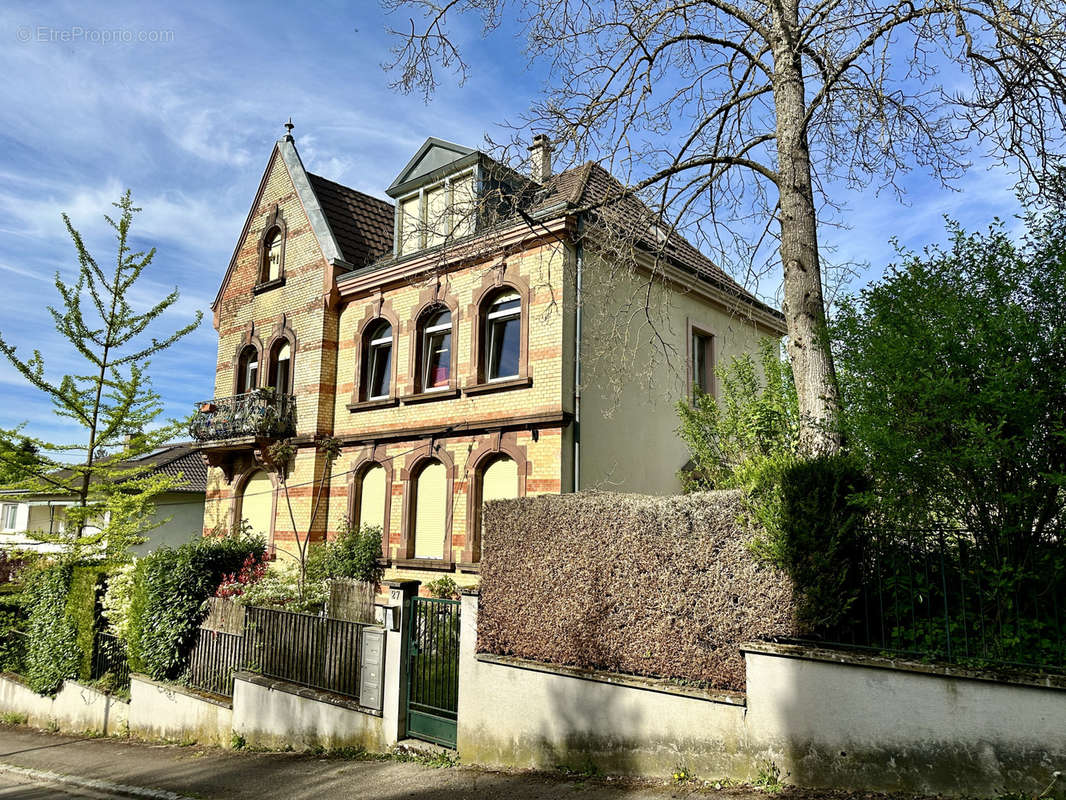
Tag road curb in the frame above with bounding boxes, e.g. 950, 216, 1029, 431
0, 760, 197, 800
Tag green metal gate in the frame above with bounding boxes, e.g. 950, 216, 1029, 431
406, 596, 461, 748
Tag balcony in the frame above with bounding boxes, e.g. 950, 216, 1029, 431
189, 389, 297, 443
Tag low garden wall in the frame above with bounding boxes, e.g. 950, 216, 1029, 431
232, 672, 387, 751
479, 490, 801, 691
0, 673, 128, 736
128, 675, 232, 746
458, 593, 753, 778
459, 592, 1066, 797
743, 642, 1066, 797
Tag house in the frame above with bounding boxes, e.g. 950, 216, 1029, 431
0, 442, 207, 556
192, 125, 785, 585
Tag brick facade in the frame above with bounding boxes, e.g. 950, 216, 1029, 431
197, 132, 785, 587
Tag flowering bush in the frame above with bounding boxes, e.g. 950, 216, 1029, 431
215, 553, 268, 599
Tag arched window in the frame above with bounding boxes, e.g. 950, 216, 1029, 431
482, 290, 521, 381
262, 228, 282, 283
239, 470, 275, 544
472, 455, 518, 562
356, 463, 387, 532
362, 321, 393, 401
411, 460, 446, 559
418, 308, 452, 392
236, 345, 259, 394
268, 340, 292, 394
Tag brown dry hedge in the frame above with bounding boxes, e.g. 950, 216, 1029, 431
478, 489, 803, 692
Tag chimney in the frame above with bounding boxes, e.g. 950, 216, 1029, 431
528, 134, 553, 184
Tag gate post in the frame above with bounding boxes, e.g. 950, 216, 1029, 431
382, 580, 419, 745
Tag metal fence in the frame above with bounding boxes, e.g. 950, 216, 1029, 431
810, 528, 1066, 672
243, 606, 371, 699
90, 632, 130, 690
188, 629, 245, 697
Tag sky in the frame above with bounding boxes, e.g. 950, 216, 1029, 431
0, 0, 1026, 446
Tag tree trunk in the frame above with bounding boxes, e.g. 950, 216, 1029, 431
771, 0, 843, 456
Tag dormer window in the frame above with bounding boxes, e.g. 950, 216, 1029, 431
397, 172, 477, 257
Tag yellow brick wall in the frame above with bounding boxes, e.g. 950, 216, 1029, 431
333, 240, 569, 436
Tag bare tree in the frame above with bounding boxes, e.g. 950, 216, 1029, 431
383, 0, 1066, 454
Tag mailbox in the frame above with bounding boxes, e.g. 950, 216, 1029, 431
359, 627, 386, 712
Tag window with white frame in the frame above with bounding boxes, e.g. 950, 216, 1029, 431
363, 321, 393, 400
484, 290, 521, 381
397, 171, 476, 256
419, 308, 452, 391
1, 504, 18, 531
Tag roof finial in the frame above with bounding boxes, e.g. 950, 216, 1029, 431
283, 117, 295, 141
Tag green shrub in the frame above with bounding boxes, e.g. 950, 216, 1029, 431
750, 454, 870, 630
23, 563, 80, 694
424, 576, 459, 599
126, 533, 265, 679
66, 566, 106, 681
237, 560, 329, 614
0, 590, 27, 673
307, 521, 383, 584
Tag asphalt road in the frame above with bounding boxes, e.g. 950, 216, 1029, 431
0, 724, 918, 800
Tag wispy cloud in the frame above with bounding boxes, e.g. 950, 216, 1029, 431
0, 0, 1032, 447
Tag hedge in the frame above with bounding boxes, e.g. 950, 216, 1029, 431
126, 535, 265, 680
478, 489, 802, 692
23, 563, 80, 694
66, 566, 107, 682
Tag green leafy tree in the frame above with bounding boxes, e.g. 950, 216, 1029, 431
833, 207, 1066, 561
0, 191, 201, 561
677, 337, 799, 492
0, 434, 42, 486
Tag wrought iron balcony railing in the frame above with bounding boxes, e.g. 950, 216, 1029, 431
189, 390, 297, 442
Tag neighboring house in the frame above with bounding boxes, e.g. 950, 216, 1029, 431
0, 442, 207, 556
192, 126, 785, 585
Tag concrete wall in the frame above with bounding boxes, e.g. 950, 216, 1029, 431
233, 674, 386, 751
128, 676, 232, 746
460, 592, 1066, 797
458, 594, 750, 776
744, 643, 1066, 797
0, 675, 128, 735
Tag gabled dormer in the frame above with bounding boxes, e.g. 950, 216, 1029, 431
386, 137, 529, 258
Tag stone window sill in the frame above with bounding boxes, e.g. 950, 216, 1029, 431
464, 376, 532, 395
400, 388, 460, 405
347, 397, 400, 412
253, 276, 286, 295
390, 558, 456, 572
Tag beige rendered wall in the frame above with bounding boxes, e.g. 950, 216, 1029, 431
232, 676, 387, 752
456, 592, 752, 778
743, 643, 1066, 797
576, 251, 776, 494
0, 675, 129, 736
128, 676, 233, 746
